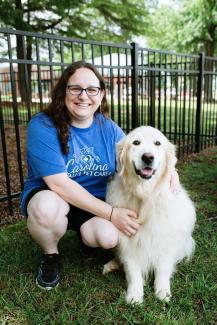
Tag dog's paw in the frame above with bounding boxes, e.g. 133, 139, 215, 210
155, 289, 171, 302
125, 290, 143, 305
102, 259, 120, 275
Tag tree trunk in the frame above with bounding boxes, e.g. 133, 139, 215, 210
204, 35, 215, 103
27, 38, 33, 100
16, 34, 26, 102
16, 34, 33, 104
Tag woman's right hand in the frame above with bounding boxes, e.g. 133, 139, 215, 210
110, 207, 140, 237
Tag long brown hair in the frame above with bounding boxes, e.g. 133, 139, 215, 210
44, 61, 109, 154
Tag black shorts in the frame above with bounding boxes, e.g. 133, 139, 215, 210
24, 186, 105, 233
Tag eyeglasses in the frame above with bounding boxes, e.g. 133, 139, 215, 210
66, 85, 101, 96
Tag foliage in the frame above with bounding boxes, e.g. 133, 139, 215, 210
0, 0, 148, 102
147, 0, 217, 56
0, 0, 147, 43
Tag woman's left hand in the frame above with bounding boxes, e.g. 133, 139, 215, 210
170, 170, 181, 194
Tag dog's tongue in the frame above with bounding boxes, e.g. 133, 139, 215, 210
140, 167, 153, 177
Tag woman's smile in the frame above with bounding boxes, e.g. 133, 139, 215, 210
74, 102, 91, 108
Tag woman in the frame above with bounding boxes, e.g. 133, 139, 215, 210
21, 61, 179, 290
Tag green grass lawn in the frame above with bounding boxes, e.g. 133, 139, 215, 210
0, 147, 217, 325
2, 99, 216, 136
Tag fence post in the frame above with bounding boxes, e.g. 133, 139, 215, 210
149, 62, 156, 126
0, 96, 13, 215
195, 52, 204, 153
131, 42, 139, 129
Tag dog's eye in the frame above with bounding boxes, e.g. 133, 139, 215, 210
155, 141, 161, 146
132, 140, 141, 145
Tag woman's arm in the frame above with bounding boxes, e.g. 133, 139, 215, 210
43, 173, 140, 236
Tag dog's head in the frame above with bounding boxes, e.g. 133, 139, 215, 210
117, 126, 176, 184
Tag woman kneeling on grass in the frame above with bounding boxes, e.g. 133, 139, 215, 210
21, 61, 179, 290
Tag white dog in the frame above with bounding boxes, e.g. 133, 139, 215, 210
103, 126, 196, 304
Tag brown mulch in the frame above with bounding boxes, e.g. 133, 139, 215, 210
1, 124, 217, 227
0, 125, 27, 226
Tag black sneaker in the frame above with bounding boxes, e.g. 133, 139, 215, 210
36, 253, 60, 290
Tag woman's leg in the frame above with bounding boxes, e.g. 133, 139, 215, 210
27, 190, 70, 254
80, 217, 119, 249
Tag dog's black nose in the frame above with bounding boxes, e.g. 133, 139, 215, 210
142, 153, 154, 165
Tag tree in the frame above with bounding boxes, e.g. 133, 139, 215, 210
146, 0, 217, 55
146, 0, 217, 101
0, 0, 147, 101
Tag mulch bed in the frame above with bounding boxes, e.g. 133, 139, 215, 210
0, 124, 27, 226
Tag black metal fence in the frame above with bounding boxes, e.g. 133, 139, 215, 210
0, 28, 217, 218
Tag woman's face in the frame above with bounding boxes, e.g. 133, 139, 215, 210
65, 67, 105, 127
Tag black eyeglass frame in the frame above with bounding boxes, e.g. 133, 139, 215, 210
66, 85, 101, 96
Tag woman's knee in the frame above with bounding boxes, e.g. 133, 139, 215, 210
27, 190, 69, 228
80, 219, 119, 249
100, 229, 118, 249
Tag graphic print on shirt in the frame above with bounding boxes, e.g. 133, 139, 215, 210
66, 147, 111, 178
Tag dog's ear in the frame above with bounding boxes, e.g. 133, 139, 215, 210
116, 138, 128, 176
166, 141, 177, 173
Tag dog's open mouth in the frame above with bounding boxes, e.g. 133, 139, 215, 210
134, 165, 156, 179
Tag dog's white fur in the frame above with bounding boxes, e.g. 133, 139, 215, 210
104, 126, 196, 304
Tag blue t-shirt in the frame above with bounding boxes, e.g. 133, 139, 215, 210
20, 112, 125, 216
